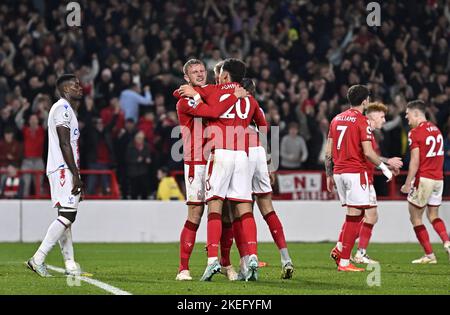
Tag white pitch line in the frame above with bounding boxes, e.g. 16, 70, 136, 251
47, 265, 132, 295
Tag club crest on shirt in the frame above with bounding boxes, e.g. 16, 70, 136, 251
68, 196, 74, 204
63, 111, 70, 120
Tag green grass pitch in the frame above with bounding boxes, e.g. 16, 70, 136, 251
0, 242, 449, 295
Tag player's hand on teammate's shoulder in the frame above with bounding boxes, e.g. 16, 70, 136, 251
233, 86, 248, 99
178, 85, 197, 98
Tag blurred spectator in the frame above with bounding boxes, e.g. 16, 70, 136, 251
119, 83, 153, 123
126, 131, 151, 199
116, 118, 137, 199
100, 97, 125, 139
0, 127, 23, 169
18, 114, 45, 197
85, 117, 116, 195
0, 164, 23, 199
156, 167, 184, 201
280, 122, 308, 170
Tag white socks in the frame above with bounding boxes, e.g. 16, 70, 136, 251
340, 259, 350, 267
207, 257, 218, 265
59, 226, 75, 269
280, 248, 291, 265
357, 248, 366, 256
33, 216, 71, 265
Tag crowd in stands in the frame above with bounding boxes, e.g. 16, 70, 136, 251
0, 0, 449, 199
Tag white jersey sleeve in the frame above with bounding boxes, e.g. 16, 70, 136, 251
46, 98, 80, 176
53, 103, 73, 129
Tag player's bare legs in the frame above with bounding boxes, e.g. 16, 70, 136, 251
219, 201, 238, 281
354, 207, 379, 264
256, 194, 294, 279
426, 205, 450, 261
27, 209, 77, 277
337, 207, 365, 272
176, 204, 204, 280
409, 203, 437, 264
200, 199, 223, 281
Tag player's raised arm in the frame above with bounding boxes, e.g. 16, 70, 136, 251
57, 126, 82, 195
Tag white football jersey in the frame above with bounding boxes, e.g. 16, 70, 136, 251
46, 98, 80, 175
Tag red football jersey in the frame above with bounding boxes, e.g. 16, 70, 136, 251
195, 83, 267, 151
174, 87, 238, 165
408, 121, 444, 180
365, 136, 380, 184
328, 108, 372, 174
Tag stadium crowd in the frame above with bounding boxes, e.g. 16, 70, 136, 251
0, 0, 449, 199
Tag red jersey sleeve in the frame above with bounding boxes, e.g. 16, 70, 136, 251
177, 96, 237, 119
252, 101, 267, 129
408, 130, 420, 150
358, 118, 372, 142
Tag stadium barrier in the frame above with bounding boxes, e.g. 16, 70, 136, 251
0, 169, 120, 199
0, 200, 449, 243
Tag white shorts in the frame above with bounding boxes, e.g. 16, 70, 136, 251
48, 169, 80, 210
407, 177, 443, 208
184, 164, 206, 205
369, 185, 377, 207
249, 146, 272, 195
333, 172, 371, 209
205, 149, 252, 203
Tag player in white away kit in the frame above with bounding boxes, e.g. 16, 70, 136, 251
26, 74, 87, 277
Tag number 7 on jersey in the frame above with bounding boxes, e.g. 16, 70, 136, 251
336, 125, 348, 150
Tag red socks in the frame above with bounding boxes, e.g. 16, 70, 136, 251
232, 218, 248, 258
358, 222, 374, 250
206, 213, 222, 258
341, 215, 362, 260
431, 218, 449, 243
241, 212, 258, 256
220, 222, 234, 266
338, 222, 346, 244
414, 225, 433, 255
179, 220, 199, 271
263, 211, 287, 249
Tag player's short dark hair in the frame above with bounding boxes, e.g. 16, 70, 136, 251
56, 74, 76, 90
242, 78, 256, 96
347, 85, 369, 106
214, 60, 224, 76
221, 58, 247, 84
183, 59, 205, 75
406, 100, 426, 114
